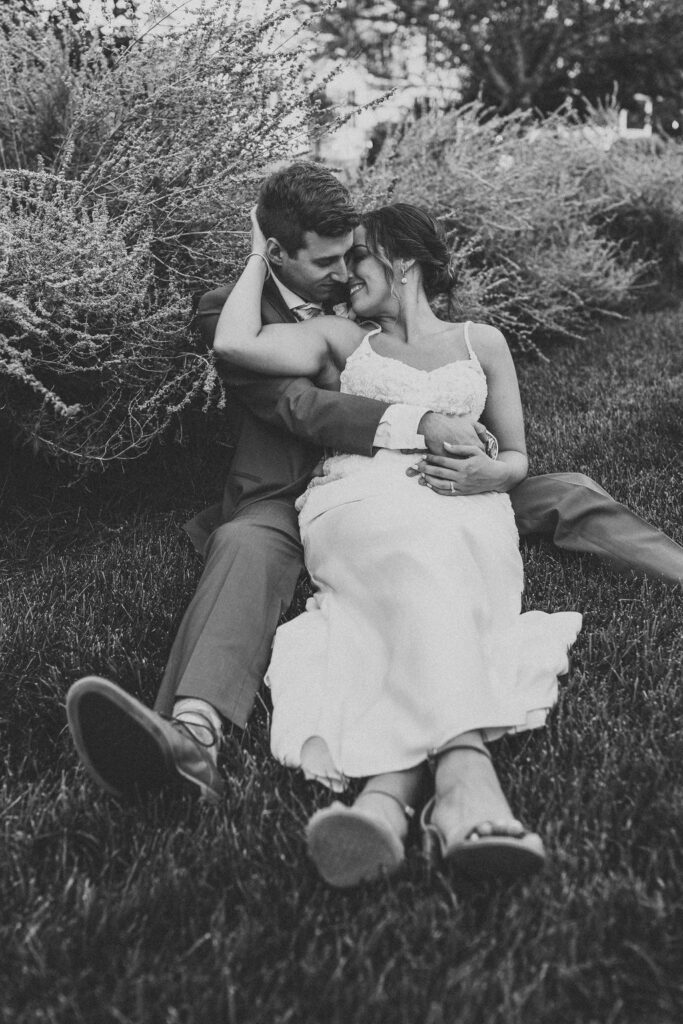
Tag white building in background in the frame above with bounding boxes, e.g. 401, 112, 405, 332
311, 23, 461, 176
313, 56, 461, 176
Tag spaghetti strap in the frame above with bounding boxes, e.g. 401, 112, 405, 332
463, 321, 476, 360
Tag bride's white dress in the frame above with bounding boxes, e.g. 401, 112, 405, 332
266, 324, 582, 791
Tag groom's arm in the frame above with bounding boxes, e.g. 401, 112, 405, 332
195, 286, 486, 455
226, 367, 391, 456
196, 285, 387, 454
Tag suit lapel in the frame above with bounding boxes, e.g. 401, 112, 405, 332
262, 277, 297, 324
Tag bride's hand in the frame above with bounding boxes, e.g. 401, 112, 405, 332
414, 445, 509, 496
249, 204, 268, 255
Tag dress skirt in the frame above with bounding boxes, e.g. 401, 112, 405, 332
266, 451, 582, 791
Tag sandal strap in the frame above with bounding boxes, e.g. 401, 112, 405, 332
357, 788, 415, 820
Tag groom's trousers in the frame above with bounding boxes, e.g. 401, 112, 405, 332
512, 472, 683, 580
154, 472, 683, 730
154, 498, 303, 728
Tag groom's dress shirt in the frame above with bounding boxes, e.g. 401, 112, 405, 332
271, 272, 430, 452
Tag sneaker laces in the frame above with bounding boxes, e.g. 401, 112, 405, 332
165, 712, 221, 750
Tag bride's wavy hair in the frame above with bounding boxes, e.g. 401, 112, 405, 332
360, 203, 455, 299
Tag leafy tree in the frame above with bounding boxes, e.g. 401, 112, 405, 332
569, 1, 683, 133
307, 0, 683, 124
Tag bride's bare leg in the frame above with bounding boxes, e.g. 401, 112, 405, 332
425, 731, 546, 879
353, 765, 426, 838
306, 765, 425, 888
430, 730, 525, 845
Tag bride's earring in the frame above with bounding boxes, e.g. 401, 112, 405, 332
400, 262, 408, 285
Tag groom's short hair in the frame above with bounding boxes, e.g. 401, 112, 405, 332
257, 162, 359, 255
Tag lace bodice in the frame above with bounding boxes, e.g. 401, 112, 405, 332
296, 322, 488, 513
339, 323, 487, 416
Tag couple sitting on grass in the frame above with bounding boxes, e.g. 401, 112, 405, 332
67, 162, 683, 889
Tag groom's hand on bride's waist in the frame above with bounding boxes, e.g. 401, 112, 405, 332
417, 412, 487, 454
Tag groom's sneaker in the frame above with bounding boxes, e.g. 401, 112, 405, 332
66, 676, 225, 804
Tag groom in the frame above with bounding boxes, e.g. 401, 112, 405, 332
66, 161, 683, 805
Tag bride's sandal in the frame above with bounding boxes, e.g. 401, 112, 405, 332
422, 741, 545, 881
420, 796, 545, 880
306, 790, 414, 889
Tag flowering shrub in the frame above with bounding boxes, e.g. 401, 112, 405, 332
361, 103, 681, 350
1, 5, 681, 471
599, 142, 683, 295
1, 170, 194, 464
0, 9, 83, 171
0, 3, 331, 469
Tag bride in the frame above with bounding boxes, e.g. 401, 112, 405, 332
214, 202, 581, 888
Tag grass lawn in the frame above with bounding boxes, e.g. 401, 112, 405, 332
1, 309, 682, 1024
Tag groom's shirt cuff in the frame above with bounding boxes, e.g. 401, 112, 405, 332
373, 404, 430, 450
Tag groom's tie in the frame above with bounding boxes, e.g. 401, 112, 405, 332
292, 303, 324, 321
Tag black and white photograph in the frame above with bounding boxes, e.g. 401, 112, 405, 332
2, 1, 682, 1021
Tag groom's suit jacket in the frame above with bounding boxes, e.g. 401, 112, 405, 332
188, 278, 390, 549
